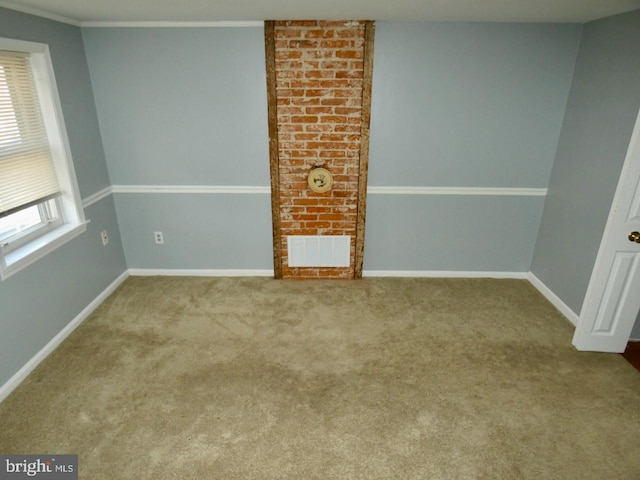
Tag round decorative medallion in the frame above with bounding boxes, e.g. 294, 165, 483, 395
308, 167, 334, 193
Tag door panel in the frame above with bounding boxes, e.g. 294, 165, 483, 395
573, 109, 640, 352
593, 253, 639, 334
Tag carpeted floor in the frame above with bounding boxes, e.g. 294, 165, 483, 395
1, 277, 639, 479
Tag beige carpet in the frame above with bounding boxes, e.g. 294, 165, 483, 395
1, 277, 639, 479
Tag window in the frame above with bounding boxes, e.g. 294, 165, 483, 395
0, 38, 86, 280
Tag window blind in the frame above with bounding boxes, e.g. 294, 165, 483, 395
0, 50, 59, 218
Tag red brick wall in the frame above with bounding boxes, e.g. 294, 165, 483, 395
273, 20, 366, 279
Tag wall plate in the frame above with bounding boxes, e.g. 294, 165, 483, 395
308, 167, 333, 193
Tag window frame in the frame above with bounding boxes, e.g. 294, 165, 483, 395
0, 37, 87, 281
0, 199, 63, 253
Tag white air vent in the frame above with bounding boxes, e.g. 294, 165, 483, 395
287, 235, 350, 267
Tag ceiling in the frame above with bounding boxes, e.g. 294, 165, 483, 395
1, 0, 639, 25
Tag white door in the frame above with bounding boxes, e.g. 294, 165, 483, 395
573, 109, 640, 352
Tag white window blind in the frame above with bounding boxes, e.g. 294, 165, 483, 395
0, 50, 60, 218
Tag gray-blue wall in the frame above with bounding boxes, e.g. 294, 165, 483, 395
81, 28, 269, 186
530, 10, 640, 336
82, 27, 273, 270
114, 193, 272, 269
83, 23, 582, 273
365, 22, 582, 272
0, 8, 127, 388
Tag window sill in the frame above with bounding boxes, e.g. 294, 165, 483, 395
0, 221, 88, 281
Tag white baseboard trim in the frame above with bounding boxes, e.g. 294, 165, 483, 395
128, 268, 274, 277
526, 272, 580, 326
0, 270, 130, 404
363, 270, 528, 279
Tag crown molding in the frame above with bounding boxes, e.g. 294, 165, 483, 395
0, 6, 264, 28
81, 21, 264, 28
0, 1, 80, 26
